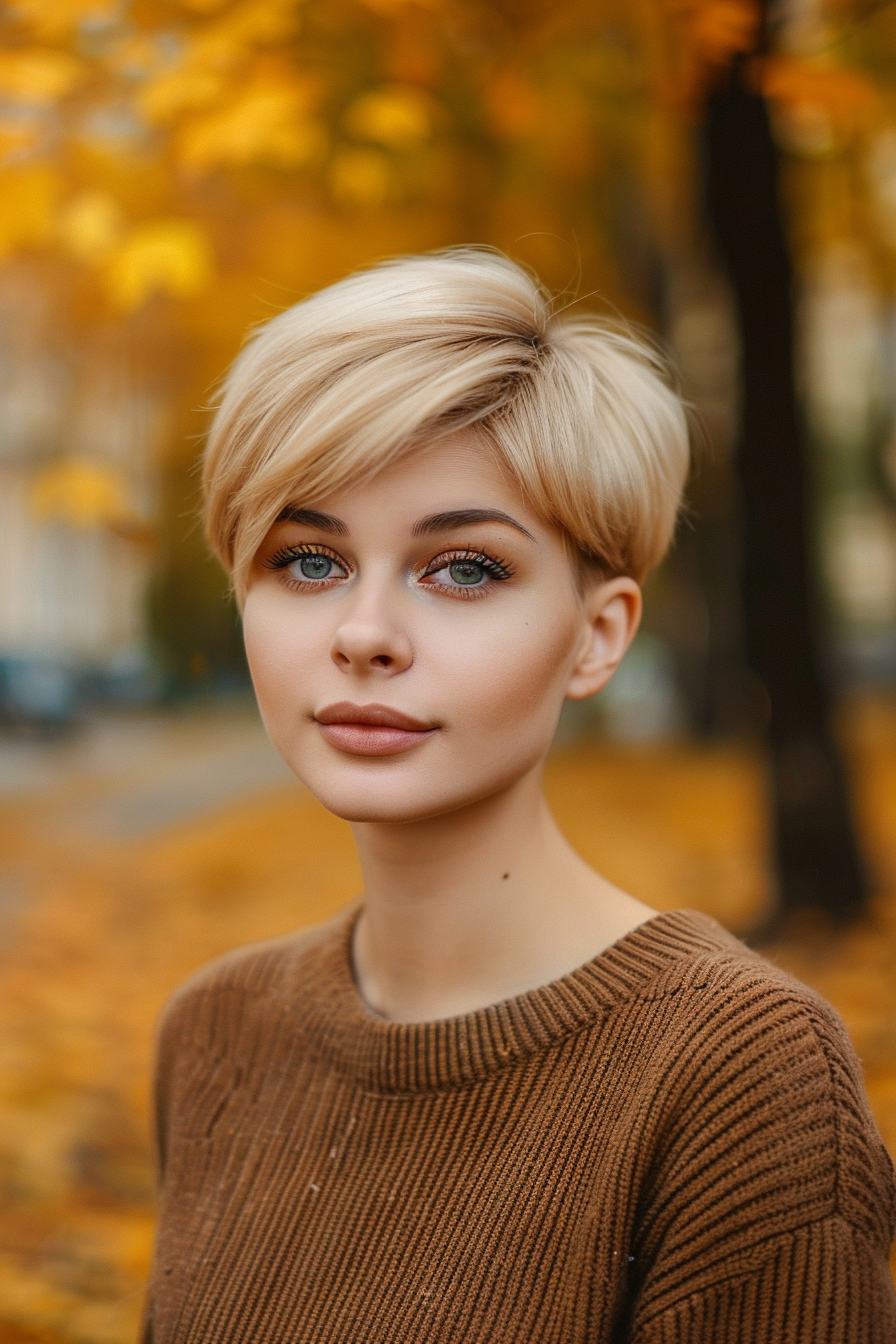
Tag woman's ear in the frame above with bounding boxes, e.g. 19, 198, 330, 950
565, 576, 642, 701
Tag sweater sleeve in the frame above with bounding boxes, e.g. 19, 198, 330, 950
625, 971, 896, 1343
630, 1216, 895, 1343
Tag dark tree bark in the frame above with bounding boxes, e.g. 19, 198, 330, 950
702, 55, 870, 923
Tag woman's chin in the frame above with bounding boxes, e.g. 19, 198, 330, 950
296, 772, 483, 826
313, 790, 466, 826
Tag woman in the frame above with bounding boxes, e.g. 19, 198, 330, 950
143, 249, 896, 1342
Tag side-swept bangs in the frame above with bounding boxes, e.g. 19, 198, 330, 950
203, 248, 690, 601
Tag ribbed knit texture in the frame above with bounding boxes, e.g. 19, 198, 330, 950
143, 909, 896, 1342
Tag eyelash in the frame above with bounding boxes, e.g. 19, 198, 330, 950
416, 549, 515, 597
263, 542, 349, 590
262, 543, 515, 595
264, 542, 344, 569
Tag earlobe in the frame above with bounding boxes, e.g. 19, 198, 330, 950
565, 577, 642, 701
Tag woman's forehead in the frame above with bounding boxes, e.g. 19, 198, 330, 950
281, 436, 541, 530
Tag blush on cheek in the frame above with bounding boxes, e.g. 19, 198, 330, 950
461, 611, 580, 742
241, 600, 312, 741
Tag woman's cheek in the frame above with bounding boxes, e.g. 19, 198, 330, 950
440, 603, 578, 735
244, 601, 312, 724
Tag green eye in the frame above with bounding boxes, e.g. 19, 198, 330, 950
298, 555, 333, 580
448, 561, 485, 585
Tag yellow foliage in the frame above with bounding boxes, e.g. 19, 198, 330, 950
187, 0, 301, 71
0, 47, 84, 103
0, 110, 40, 159
0, 166, 59, 260
180, 0, 234, 12
344, 84, 432, 149
30, 459, 130, 528
758, 56, 879, 126
104, 219, 213, 310
4, 0, 115, 41
175, 80, 325, 173
329, 146, 392, 207
483, 71, 540, 139
138, 66, 226, 124
671, 0, 761, 69
57, 190, 123, 263
355, 0, 443, 12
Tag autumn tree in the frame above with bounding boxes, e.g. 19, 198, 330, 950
2, 0, 896, 916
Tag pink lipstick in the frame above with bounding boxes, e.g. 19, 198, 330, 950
314, 702, 438, 756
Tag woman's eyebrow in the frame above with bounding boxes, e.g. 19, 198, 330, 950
412, 509, 536, 541
276, 506, 348, 535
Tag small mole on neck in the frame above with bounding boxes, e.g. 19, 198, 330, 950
502, 872, 510, 880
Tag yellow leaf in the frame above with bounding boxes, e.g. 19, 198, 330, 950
0, 49, 84, 104
4, 0, 115, 41
669, 0, 760, 67
30, 459, 130, 529
57, 191, 123, 264
344, 85, 432, 150
0, 166, 59, 260
483, 72, 540, 139
329, 147, 391, 207
104, 220, 213, 311
0, 111, 41, 160
138, 67, 226, 125
757, 57, 878, 122
176, 81, 325, 173
188, 0, 301, 70
354, 0, 442, 12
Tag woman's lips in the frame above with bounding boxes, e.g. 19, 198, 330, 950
314, 702, 438, 757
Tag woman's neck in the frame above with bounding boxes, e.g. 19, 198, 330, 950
350, 768, 655, 1022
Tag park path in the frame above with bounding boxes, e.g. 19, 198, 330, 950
0, 700, 894, 1342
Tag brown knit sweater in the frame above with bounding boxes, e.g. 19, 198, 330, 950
143, 908, 896, 1342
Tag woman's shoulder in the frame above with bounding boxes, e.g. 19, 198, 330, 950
638, 909, 862, 1065
620, 914, 896, 1332
155, 905, 355, 1048
632, 912, 896, 1255
644, 914, 880, 1158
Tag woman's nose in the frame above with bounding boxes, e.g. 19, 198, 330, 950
329, 612, 413, 676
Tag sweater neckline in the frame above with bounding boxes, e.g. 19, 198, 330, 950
297, 906, 740, 1095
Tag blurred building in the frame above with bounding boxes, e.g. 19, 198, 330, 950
0, 268, 161, 725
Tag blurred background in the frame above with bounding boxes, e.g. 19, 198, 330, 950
1, 0, 896, 1337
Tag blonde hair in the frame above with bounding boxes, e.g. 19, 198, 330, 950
203, 248, 689, 600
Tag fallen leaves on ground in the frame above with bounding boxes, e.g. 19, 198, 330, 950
1, 700, 894, 1340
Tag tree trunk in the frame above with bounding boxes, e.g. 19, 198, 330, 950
702, 57, 870, 923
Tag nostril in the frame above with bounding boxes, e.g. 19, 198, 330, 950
373, 655, 392, 667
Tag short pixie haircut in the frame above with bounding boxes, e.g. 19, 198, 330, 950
203, 248, 690, 600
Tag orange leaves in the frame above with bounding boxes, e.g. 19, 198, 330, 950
0, 167, 59, 260
30, 459, 132, 528
343, 84, 433, 151
103, 219, 213, 310
482, 71, 540, 139
757, 55, 880, 148
134, 1, 316, 176
179, 0, 301, 72
138, 66, 227, 124
671, 0, 761, 69
3, 0, 115, 42
56, 190, 123, 263
329, 147, 392, 207
54, 188, 215, 309
354, 0, 444, 13
1, 711, 894, 1336
0, 0, 890, 325
174, 76, 325, 173
0, 47, 85, 104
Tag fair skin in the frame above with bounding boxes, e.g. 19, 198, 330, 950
242, 432, 657, 1023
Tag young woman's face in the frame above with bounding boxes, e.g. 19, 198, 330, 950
242, 434, 638, 823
